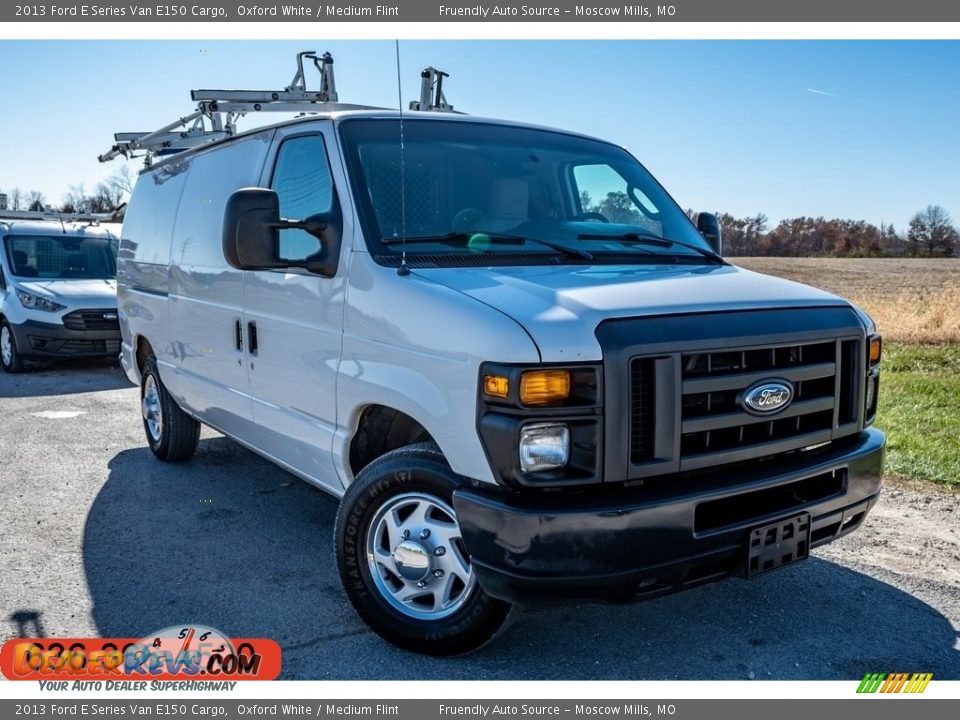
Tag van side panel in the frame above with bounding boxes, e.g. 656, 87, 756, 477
165, 132, 274, 436
117, 161, 190, 385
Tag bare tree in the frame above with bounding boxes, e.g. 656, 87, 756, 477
907, 205, 959, 257
9, 187, 23, 211
61, 183, 89, 214
107, 165, 135, 200
26, 190, 46, 212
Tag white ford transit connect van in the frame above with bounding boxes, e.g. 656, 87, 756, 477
111, 56, 884, 655
0, 213, 120, 373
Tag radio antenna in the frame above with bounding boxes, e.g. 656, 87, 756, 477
395, 39, 410, 277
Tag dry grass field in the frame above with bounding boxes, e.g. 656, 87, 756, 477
735, 257, 960, 345
735, 257, 960, 488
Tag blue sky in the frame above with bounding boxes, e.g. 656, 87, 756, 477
0, 40, 957, 231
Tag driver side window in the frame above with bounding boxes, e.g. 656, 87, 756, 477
572, 163, 662, 235
271, 134, 335, 262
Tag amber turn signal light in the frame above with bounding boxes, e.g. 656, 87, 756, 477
869, 336, 882, 366
519, 370, 571, 405
483, 374, 510, 398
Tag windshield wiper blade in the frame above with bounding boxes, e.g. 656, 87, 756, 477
380, 231, 525, 246
577, 229, 671, 246
381, 231, 593, 260
576, 230, 724, 264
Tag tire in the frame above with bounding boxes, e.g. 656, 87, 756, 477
335, 442, 511, 656
140, 354, 200, 462
0, 319, 25, 373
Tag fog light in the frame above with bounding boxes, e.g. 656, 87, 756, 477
519, 423, 570, 473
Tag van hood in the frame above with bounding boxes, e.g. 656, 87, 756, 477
16, 278, 117, 305
414, 263, 852, 361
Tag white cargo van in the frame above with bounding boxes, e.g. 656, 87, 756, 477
110, 56, 884, 655
0, 213, 120, 372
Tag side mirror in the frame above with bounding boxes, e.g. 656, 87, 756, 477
696, 212, 723, 256
222, 187, 342, 277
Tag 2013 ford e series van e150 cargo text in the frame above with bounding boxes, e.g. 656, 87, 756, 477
105, 53, 884, 655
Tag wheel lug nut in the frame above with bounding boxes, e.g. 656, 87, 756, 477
401, 529, 410, 540
434, 546, 446, 556
417, 580, 427, 588
420, 529, 431, 539
434, 569, 444, 578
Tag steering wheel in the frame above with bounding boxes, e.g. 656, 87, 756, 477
574, 212, 609, 223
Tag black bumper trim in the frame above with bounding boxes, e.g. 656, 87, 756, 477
454, 428, 884, 603
10, 318, 121, 359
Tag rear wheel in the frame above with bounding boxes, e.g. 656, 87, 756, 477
141, 355, 200, 461
335, 443, 511, 655
0, 320, 25, 373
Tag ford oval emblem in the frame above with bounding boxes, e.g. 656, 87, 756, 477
741, 380, 794, 416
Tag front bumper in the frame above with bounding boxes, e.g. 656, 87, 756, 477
454, 428, 884, 604
9, 319, 121, 359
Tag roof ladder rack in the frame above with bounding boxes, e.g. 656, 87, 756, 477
0, 210, 120, 225
100, 51, 459, 167
99, 51, 360, 167
410, 67, 456, 112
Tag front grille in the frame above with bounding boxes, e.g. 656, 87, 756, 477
679, 340, 838, 468
28, 337, 121, 355
630, 358, 656, 463
694, 468, 845, 533
62, 309, 120, 332
627, 337, 861, 474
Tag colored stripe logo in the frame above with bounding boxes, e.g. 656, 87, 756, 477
857, 672, 933, 694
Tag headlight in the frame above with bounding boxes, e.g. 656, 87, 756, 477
519, 423, 570, 473
16, 289, 66, 313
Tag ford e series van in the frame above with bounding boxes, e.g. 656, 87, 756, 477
110, 57, 885, 655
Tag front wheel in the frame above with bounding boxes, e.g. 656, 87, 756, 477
335, 443, 511, 655
0, 320, 25, 373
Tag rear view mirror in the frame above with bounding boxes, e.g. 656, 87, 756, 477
696, 212, 723, 256
222, 187, 342, 277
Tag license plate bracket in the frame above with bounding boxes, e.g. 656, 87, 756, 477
746, 513, 811, 578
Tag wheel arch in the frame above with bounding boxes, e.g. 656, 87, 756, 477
347, 404, 439, 479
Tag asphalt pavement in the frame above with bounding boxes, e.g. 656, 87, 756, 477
1, 360, 958, 680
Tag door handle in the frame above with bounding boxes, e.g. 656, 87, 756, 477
247, 321, 258, 355
234, 319, 243, 351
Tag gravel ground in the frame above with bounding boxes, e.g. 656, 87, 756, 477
1, 361, 958, 680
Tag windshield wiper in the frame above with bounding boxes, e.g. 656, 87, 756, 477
381, 231, 525, 246
576, 230, 724, 264
380, 232, 593, 260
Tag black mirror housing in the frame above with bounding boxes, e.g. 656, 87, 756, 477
222, 187, 343, 277
223, 187, 283, 270
696, 212, 723, 256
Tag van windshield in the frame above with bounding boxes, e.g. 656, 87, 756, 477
339, 119, 713, 264
4, 234, 118, 280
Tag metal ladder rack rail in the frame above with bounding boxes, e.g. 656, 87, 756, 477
99, 51, 459, 166
98, 51, 351, 166
0, 210, 119, 225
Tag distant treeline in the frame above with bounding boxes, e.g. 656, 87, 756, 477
705, 205, 959, 258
